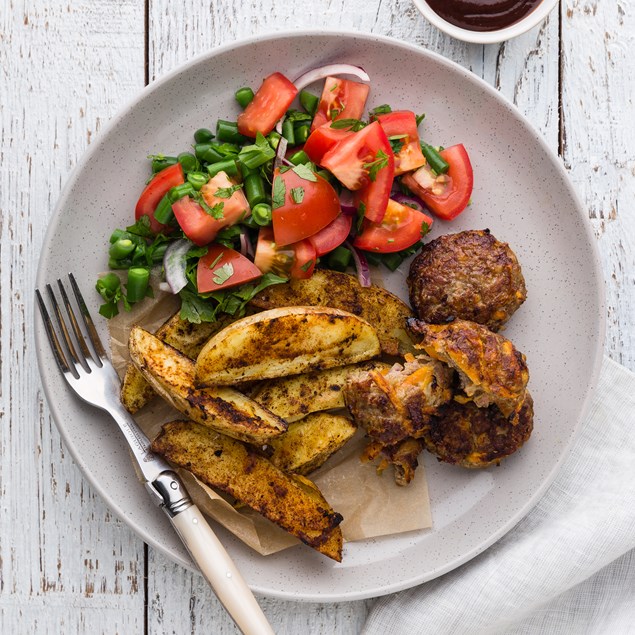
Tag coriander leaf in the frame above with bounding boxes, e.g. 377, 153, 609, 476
279, 165, 293, 174
215, 184, 243, 199
363, 149, 389, 182
125, 215, 154, 238
330, 108, 341, 121
193, 190, 224, 219
212, 142, 240, 157
285, 109, 313, 124
179, 289, 218, 323
272, 176, 286, 209
208, 252, 224, 270
330, 118, 366, 132
238, 132, 275, 170
290, 187, 305, 204
356, 202, 366, 232
212, 262, 234, 285
389, 134, 407, 155
292, 163, 317, 182
415, 113, 426, 127
370, 104, 392, 117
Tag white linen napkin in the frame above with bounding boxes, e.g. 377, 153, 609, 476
363, 356, 635, 635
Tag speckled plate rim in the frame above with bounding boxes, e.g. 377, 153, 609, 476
35, 29, 606, 601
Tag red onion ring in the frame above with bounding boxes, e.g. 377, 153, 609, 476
273, 135, 288, 171
239, 232, 254, 259
339, 189, 357, 216
345, 241, 372, 288
163, 238, 193, 294
293, 64, 370, 92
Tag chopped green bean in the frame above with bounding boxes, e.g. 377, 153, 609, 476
177, 151, 199, 174
126, 268, 150, 303
326, 246, 352, 272
299, 90, 319, 116
153, 193, 175, 224
108, 238, 136, 261
244, 173, 267, 207
168, 183, 195, 203
151, 155, 178, 173
207, 158, 239, 178
266, 130, 282, 150
421, 144, 449, 174
194, 128, 214, 143
216, 120, 249, 144
288, 150, 310, 166
294, 124, 310, 144
251, 203, 272, 226
235, 87, 255, 108
195, 143, 224, 164
281, 119, 295, 145
187, 171, 210, 190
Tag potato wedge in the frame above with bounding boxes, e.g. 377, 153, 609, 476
151, 420, 343, 561
196, 306, 381, 386
268, 413, 357, 475
251, 361, 390, 422
121, 312, 235, 413
128, 326, 286, 443
250, 269, 415, 355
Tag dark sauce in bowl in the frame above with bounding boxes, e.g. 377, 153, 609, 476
426, 0, 544, 32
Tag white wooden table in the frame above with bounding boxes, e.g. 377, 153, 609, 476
2, 1, 633, 632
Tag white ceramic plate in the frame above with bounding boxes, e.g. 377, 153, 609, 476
35, 31, 605, 601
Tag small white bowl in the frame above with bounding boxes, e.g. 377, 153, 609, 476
412, 0, 560, 44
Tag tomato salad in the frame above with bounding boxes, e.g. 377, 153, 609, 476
96, 65, 474, 323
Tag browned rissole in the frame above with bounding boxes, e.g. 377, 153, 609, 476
408, 229, 526, 331
151, 420, 344, 561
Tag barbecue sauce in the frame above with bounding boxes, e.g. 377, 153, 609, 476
426, 0, 544, 32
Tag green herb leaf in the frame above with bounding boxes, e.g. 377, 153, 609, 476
272, 176, 286, 209
370, 104, 392, 117
238, 132, 276, 170
300, 259, 314, 272
415, 113, 426, 127
330, 118, 367, 132
179, 289, 218, 323
356, 202, 366, 232
212, 262, 234, 285
389, 134, 408, 155
363, 149, 390, 182
290, 187, 305, 204
215, 183, 243, 199
125, 215, 154, 238
285, 109, 313, 124
292, 163, 317, 182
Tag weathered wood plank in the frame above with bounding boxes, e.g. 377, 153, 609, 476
562, 0, 635, 371
0, 0, 146, 632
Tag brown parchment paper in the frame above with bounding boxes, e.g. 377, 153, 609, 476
108, 288, 432, 556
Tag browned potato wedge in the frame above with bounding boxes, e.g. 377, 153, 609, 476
128, 326, 286, 444
268, 412, 357, 475
151, 420, 344, 561
251, 361, 391, 422
250, 269, 414, 355
121, 312, 236, 413
195, 306, 381, 387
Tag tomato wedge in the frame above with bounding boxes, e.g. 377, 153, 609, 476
353, 199, 433, 253
197, 244, 262, 293
135, 163, 184, 233
401, 144, 473, 221
254, 228, 316, 280
271, 167, 340, 246
376, 111, 426, 175
172, 172, 250, 246
308, 213, 353, 256
237, 72, 298, 138
311, 77, 370, 131
303, 124, 354, 164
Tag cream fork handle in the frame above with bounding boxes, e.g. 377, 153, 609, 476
171, 504, 275, 635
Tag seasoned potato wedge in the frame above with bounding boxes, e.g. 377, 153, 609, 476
252, 361, 390, 422
121, 312, 236, 413
268, 412, 357, 475
128, 326, 286, 443
250, 269, 414, 355
151, 420, 344, 561
195, 306, 381, 387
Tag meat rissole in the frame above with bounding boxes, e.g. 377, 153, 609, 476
343, 319, 532, 484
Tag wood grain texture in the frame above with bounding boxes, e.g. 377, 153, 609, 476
0, 0, 146, 632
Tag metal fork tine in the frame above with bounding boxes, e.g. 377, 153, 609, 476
57, 278, 93, 363
35, 288, 74, 376
68, 272, 107, 361
46, 283, 84, 372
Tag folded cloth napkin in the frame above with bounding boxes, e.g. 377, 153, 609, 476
363, 356, 635, 635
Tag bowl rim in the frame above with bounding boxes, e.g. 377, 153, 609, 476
411, 0, 560, 44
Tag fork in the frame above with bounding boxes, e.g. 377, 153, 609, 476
36, 274, 275, 635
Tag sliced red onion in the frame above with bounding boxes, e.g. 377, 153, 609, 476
163, 238, 193, 294
345, 241, 372, 288
273, 135, 289, 171
339, 189, 357, 216
293, 64, 370, 92
239, 232, 254, 259
392, 192, 427, 214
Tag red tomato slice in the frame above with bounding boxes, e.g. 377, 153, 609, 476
237, 72, 298, 138
254, 228, 316, 280
376, 111, 426, 175
289, 239, 317, 279
311, 77, 370, 131
271, 167, 341, 247
197, 244, 262, 293
303, 124, 354, 164
353, 199, 433, 253
308, 213, 353, 256
135, 163, 184, 233
401, 144, 473, 221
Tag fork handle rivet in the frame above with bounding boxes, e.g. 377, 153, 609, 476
170, 481, 178, 490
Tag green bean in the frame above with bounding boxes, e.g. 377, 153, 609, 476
177, 152, 199, 174
266, 131, 282, 150
194, 128, 214, 143
216, 120, 249, 144
151, 155, 178, 173
126, 268, 150, 303
187, 171, 210, 190
380, 252, 405, 271
421, 144, 449, 175
251, 203, 272, 226
326, 246, 352, 272
153, 193, 175, 224
238, 158, 258, 178
288, 150, 311, 166
96, 273, 121, 297
235, 87, 255, 108
244, 173, 267, 207
281, 119, 295, 145
299, 90, 319, 116
207, 158, 239, 179
195, 143, 224, 164
294, 124, 310, 145
108, 238, 136, 261
168, 183, 195, 203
